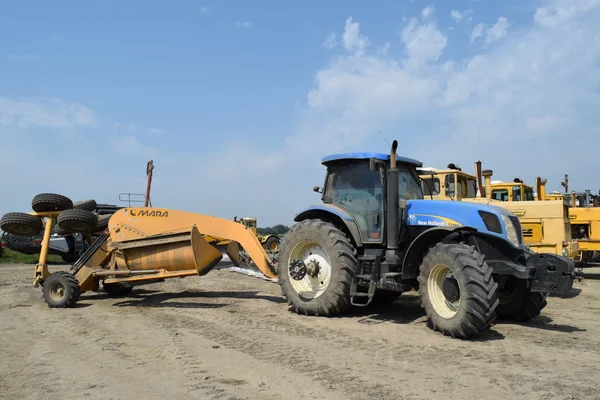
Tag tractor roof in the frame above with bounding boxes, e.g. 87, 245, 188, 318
321, 152, 423, 167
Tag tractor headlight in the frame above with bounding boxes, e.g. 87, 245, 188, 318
501, 214, 519, 247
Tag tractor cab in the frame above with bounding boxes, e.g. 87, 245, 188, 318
490, 179, 535, 202
315, 152, 423, 244
417, 164, 479, 201
234, 216, 258, 235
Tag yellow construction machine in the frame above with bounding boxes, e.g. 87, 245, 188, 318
233, 216, 281, 252
538, 188, 600, 266
418, 164, 580, 260
0, 193, 277, 307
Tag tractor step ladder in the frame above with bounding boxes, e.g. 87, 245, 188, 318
349, 254, 380, 307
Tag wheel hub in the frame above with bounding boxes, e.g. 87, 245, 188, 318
441, 275, 460, 303
305, 260, 320, 278
289, 259, 307, 280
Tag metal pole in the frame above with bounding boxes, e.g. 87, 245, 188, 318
145, 160, 154, 207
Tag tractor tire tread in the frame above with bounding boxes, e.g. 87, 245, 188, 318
42, 271, 80, 308
57, 209, 98, 234
73, 199, 97, 212
418, 242, 498, 338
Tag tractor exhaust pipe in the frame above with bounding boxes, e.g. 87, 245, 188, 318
386, 140, 401, 266
586, 189, 591, 208
474, 161, 484, 198
482, 169, 493, 200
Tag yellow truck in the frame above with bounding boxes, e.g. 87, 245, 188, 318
418, 163, 579, 260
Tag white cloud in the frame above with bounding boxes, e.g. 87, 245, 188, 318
200, 6, 209, 14
235, 21, 251, 28
450, 9, 474, 23
485, 16, 510, 44
421, 5, 435, 19
110, 135, 158, 159
400, 17, 447, 65
322, 32, 337, 49
470, 23, 485, 43
0, 97, 95, 130
534, 0, 600, 27
112, 122, 164, 135
342, 17, 369, 55
9, 54, 41, 61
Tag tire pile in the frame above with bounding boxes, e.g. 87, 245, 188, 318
0, 193, 111, 239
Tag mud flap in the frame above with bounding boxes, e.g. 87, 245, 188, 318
527, 253, 575, 294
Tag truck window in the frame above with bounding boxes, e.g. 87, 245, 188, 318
492, 189, 509, 201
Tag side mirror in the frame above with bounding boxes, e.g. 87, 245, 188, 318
313, 186, 323, 193
369, 157, 383, 172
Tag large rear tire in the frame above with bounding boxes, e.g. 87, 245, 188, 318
495, 276, 547, 321
42, 271, 80, 308
0, 212, 44, 236
31, 193, 73, 213
418, 243, 499, 338
278, 219, 356, 316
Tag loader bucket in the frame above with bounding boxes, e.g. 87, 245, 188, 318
117, 225, 223, 276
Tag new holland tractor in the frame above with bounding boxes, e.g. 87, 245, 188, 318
277, 140, 578, 338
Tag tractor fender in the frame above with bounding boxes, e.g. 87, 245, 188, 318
401, 226, 478, 280
294, 204, 363, 247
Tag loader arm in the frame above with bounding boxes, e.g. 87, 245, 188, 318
107, 208, 278, 279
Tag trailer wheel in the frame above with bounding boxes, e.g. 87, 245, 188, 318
103, 282, 133, 297
0, 212, 44, 236
57, 209, 98, 233
32, 193, 73, 212
42, 271, 80, 308
264, 236, 280, 252
418, 243, 499, 338
278, 219, 356, 317
495, 276, 547, 321
73, 199, 97, 212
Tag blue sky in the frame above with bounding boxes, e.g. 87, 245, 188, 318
1, 0, 599, 226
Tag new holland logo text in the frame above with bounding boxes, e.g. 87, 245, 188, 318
129, 210, 169, 217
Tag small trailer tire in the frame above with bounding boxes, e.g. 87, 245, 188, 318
57, 209, 98, 233
0, 212, 44, 236
32, 193, 73, 213
42, 271, 81, 308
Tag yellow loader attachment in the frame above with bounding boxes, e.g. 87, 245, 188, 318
4, 205, 279, 308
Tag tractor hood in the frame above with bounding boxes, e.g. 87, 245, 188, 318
406, 199, 522, 245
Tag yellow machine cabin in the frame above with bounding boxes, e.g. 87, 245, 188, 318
417, 163, 579, 260
233, 216, 281, 252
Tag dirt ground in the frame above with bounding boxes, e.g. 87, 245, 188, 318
1, 262, 599, 400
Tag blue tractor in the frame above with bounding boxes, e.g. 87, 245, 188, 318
277, 140, 578, 338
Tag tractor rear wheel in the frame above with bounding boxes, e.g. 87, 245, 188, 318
32, 193, 73, 212
495, 276, 547, 321
42, 271, 80, 308
278, 219, 356, 316
418, 242, 499, 338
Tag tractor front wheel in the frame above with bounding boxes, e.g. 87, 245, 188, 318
42, 271, 81, 308
264, 236, 280, 252
278, 219, 356, 317
418, 243, 499, 338
495, 276, 547, 321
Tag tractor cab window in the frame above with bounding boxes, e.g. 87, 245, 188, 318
324, 161, 384, 243
445, 173, 456, 199
512, 186, 522, 201
421, 177, 440, 196
492, 189, 509, 201
457, 175, 478, 199
399, 168, 424, 200
524, 187, 534, 201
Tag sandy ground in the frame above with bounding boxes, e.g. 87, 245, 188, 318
1, 262, 599, 400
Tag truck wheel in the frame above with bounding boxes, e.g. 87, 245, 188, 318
278, 219, 356, 316
42, 271, 81, 308
57, 209, 98, 233
73, 199, 97, 212
264, 236, 280, 252
418, 243, 499, 338
495, 276, 547, 321
103, 282, 133, 297
32, 193, 73, 212
0, 212, 44, 236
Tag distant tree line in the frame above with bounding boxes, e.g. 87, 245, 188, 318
257, 224, 289, 235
